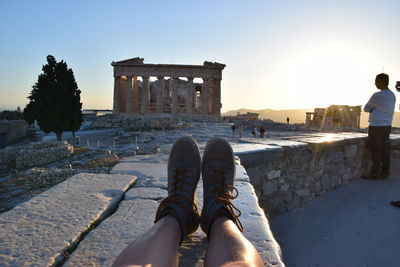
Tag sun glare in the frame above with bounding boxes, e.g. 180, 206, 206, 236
271, 41, 378, 109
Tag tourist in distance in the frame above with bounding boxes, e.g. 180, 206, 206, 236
112, 136, 264, 267
362, 73, 396, 180
252, 126, 256, 137
231, 123, 236, 138
259, 126, 266, 138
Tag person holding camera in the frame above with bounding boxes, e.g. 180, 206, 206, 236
362, 73, 396, 180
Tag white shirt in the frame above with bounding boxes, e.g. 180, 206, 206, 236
364, 89, 396, 126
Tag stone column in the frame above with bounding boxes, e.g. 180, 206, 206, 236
125, 76, 133, 113
171, 77, 179, 114
186, 77, 194, 114
156, 76, 164, 113
113, 76, 120, 114
141, 76, 150, 113
132, 76, 139, 112
201, 78, 209, 115
119, 77, 126, 112
214, 79, 221, 116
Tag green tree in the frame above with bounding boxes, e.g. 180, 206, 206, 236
0, 110, 23, 120
24, 55, 82, 141
22, 102, 36, 124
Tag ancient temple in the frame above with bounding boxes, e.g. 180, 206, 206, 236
306, 105, 361, 129
111, 57, 225, 117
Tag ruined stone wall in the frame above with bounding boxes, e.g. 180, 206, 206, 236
0, 120, 27, 147
91, 114, 222, 129
237, 137, 400, 216
0, 141, 74, 169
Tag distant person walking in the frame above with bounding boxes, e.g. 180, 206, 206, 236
239, 125, 244, 138
286, 117, 290, 124
259, 126, 265, 138
362, 73, 396, 180
252, 127, 257, 137
231, 123, 236, 138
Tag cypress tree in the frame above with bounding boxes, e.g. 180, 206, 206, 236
24, 55, 82, 141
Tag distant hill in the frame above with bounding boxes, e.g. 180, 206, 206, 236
222, 108, 313, 124
222, 108, 400, 128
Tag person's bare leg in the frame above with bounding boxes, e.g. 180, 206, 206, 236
112, 215, 180, 267
204, 216, 263, 267
113, 136, 202, 267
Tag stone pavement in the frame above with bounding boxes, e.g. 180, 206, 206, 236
0, 173, 136, 266
270, 159, 400, 267
0, 152, 284, 266
3, 130, 399, 266
66, 154, 284, 266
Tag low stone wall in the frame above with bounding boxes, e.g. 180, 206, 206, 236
235, 135, 400, 216
0, 120, 27, 148
0, 141, 74, 169
91, 114, 222, 129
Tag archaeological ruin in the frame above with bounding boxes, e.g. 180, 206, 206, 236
111, 57, 225, 117
306, 105, 361, 130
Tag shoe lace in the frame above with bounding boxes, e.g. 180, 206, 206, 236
155, 169, 198, 220
213, 169, 244, 232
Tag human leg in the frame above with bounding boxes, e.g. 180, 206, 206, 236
205, 216, 263, 267
200, 137, 264, 267
380, 126, 391, 178
112, 136, 202, 267
368, 126, 382, 177
112, 215, 180, 267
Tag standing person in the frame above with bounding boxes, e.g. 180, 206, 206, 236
286, 117, 290, 124
231, 123, 236, 138
252, 126, 256, 137
362, 73, 396, 180
259, 126, 265, 138
239, 124, 244, 138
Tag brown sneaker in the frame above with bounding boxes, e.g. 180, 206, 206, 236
200, 137, 243, 238
154, 136, 201, 244
390, 201, 400, 208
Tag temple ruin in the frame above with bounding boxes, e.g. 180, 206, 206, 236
111, 57, 225, 117
306, 105, 361, 129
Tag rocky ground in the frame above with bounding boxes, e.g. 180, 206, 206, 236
0, 121, 315, 214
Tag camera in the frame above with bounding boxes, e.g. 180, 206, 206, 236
396, 81, 400, 92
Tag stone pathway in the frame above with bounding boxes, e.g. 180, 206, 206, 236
0, 173, 136, 266
2, 128, 400, 266
66, 154, 284, 266
270, 159, 400, 267
0, 152, 284, 266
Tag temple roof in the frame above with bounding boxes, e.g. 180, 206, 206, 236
111, 57, 225, 69
111, 57, 144, 65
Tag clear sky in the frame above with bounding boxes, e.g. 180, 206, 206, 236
1, 0, 400, 112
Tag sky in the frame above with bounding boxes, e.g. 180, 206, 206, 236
1, 0, 400, 112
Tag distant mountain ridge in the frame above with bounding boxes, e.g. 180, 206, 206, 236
222, 108, 400, 128
222, 108, 313, 124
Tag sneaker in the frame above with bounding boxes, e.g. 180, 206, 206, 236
390, 201, 400, 208
154, 136, 201, 244
200, 137, 243, 238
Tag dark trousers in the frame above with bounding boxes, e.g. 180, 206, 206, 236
368, 126, 391, 175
